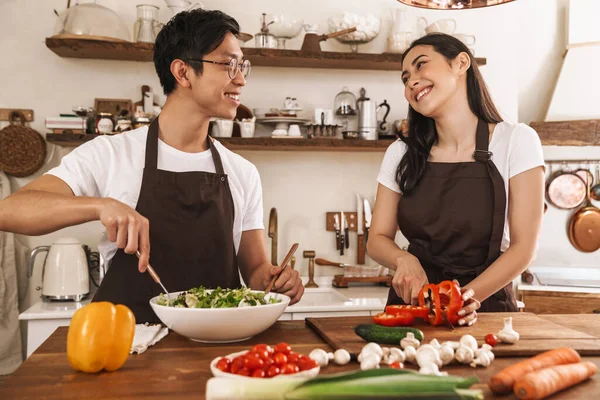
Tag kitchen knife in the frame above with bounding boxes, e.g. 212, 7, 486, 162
356, 193, 364, 235
334, 214, 341, 250
344, 213, 350, 249
356, 193, 365, 264
363, 198, 372, 247
340, 212, 345, 255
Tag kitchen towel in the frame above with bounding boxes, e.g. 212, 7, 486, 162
0, 170, 23, 374
130, 323, 169, 354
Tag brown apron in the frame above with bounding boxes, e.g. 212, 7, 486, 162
93, 117, 240, 323
387, 119, 517, 312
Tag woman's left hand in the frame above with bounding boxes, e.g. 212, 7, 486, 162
456, 284, 481, 327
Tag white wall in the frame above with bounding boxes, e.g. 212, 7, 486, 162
0, 0, 598, 309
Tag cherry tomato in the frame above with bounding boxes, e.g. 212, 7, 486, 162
389, 361, 404, 369
244, 354, 264, 370
236, 367, 251, 376
297, 358, 318, 371
252, 349, 271, 361
216, 357, 231, 373
274, 342, 292, 355
251, 344, 274, 355
230, 356, 245, 374
282, 363, 299, 375
485, 334, 498, 347
266, 365, 281, 378
286, 352, 300, 364
263, 357, 274, 369
273, 352, 288, 367
251, 368, 266, 378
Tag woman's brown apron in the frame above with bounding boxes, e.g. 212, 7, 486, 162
93, 117, 241, 323
387, 119, 517, 312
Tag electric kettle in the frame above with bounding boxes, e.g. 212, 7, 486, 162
28, 237, 90, 301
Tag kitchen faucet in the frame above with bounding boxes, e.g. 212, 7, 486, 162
268, 207, 278, 265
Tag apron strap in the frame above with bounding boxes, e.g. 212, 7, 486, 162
472, 119, 506, 272
144, 117, 227, 176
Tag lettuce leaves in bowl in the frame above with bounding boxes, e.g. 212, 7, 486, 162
156, 286, 280, 308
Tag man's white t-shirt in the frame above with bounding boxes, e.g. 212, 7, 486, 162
376, 122, 545, 252
46, 126, 264, 262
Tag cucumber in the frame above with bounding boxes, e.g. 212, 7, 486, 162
354, 324, 424, 345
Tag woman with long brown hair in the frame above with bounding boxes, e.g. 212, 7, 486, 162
367, 33, 544, 326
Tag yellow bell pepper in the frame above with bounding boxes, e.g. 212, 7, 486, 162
67, 302, 136, 373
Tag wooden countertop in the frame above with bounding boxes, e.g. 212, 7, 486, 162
1, 314, 599, 399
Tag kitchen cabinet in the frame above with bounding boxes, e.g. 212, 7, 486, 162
520, 290, 600, 314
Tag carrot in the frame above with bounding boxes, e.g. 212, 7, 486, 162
513, 361, 597, 399
488, 348, 581, 394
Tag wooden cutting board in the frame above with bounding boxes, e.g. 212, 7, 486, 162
306, 312, 600, 356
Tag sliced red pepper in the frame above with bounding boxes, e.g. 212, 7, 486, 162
385, 305, 430, 320
373, 312, 415, 327
418, 283, 443, 326
437, 280, 464, 325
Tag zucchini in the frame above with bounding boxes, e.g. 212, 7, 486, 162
355, 324, 424, 345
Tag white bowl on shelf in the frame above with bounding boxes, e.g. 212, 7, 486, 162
149, 290, 290, 343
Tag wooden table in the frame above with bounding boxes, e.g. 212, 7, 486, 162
1, 314, 599, 399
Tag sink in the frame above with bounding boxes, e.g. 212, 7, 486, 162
289, 287, 350, 307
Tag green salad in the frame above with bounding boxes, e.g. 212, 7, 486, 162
156, 286, 280, 308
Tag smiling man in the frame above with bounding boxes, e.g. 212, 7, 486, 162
0, 9, 304, 322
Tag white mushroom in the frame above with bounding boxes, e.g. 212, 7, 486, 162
418, 363, 448, 376
454, 346, 474, 364
400, 332, 420, 349
442, 341, 461, 350
439, 343, 455, 366
382, 347, 391, 359
429, 339, 442, 350
470, 349, 494, 368
497, 317, 520, 344
404, 345, 417, 363
415, 344, 442, 368
309, 349, 330, 367
387, 347, 405, 365
475, 344, 495, 361
459, 334, 478, 352
333, 349, 351, 366
360, 353, 381, 370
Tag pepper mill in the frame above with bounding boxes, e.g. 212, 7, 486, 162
303, 251, 318, 288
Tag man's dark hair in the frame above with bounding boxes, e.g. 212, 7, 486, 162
153, 9, 240, 95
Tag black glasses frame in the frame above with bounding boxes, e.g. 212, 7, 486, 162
186, 58, 251, 80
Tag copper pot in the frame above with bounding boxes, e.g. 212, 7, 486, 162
568, 181, 600, 253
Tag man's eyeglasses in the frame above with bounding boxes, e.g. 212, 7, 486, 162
187, 58, 251, 80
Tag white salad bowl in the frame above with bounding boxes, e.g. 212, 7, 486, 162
210, 350, 320, 379
149, 290, 290, 343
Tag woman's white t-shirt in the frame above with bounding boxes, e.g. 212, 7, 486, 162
376, 122, 545, 252
46, 126, 264, 262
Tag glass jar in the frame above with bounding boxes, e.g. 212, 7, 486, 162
133, 4, 163, 43
334, 86, 358, 116
96, 113, 114, 134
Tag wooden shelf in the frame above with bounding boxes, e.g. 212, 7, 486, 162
45, 36, 487, 70
530, 119, 600, 146
45, 133, 395, 152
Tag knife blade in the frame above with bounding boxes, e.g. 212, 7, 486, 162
356, 193, 364, 236
334, 213, 341, 250
344, 213, 350, 249
340, 212, 345, 255
442, 313, 456, 331
363, 198, 372, 246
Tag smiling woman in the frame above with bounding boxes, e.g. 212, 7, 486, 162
367, 33, 545, 327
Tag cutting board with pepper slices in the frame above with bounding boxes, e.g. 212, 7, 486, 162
305, 312, 600, 357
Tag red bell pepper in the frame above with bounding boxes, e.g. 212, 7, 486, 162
385, 305, 430, 320
373, 312, 415, 327
418, 281, 464, 326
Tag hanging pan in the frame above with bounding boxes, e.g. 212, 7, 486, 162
546, 164, 587, 210
568, 178, 600, 253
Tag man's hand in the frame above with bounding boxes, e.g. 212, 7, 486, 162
263, 266, 304, 305
98, 198, 150, 272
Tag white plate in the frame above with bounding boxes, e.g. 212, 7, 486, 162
210, 350, 320, 379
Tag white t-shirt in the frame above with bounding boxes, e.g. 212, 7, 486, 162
377, 122, 545, 252
46, 126, 264, 261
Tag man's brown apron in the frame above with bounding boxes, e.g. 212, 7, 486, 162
93, 117, 241, 323
387, 119, 517, 312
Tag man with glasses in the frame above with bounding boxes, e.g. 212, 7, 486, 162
0, 9, 304, 322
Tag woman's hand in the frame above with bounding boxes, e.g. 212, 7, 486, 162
393, 253, 428, 304
456, 285, 481, 326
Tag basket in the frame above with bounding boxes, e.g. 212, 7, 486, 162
0, 112, 46, 177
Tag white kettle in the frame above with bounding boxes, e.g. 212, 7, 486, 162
28, 237, 90, 301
